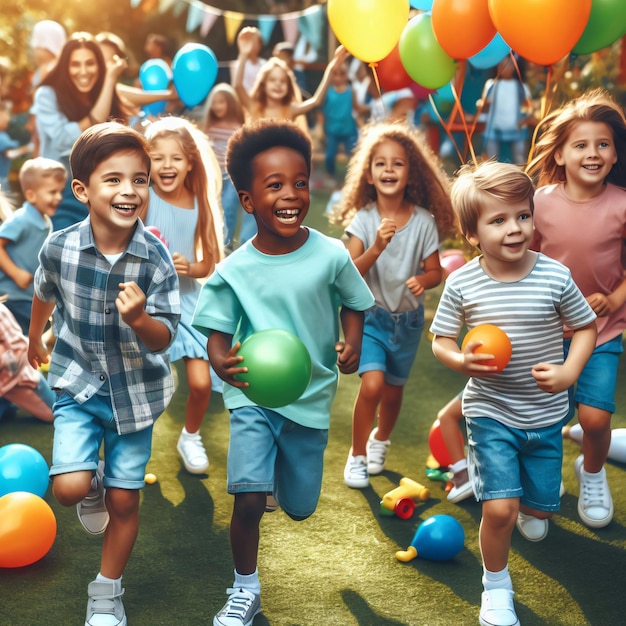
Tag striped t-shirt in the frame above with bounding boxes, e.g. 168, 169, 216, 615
430, 253, 596, 429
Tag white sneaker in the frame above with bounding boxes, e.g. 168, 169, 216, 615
516, 511, 549, 542
366, 429, 390, 475
177, 428, 209, 474
85, 580, 126, 626
575, 454, 613, 528
479, 589, 520, 626
77, 461, 109, 535
214, 587, 260, 626
344, 454, 369, 489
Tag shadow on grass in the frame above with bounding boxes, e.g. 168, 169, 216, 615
342, 588, 407, 625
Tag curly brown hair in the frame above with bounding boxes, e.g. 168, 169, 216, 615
333, 121, 456, 239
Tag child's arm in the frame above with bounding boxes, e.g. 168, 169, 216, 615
115, 281, 172, 352
80, 54, 127, 129
291, 46, 350, 117
207, 330, 248, 388
346, 219, 396, 276
432, 334, 499, 376
233, 38, 253, 111
335, 305, 364, 374
27, 295, 55, 368
406, 250, 443, 297
0, 239, 32, 290
531, 321, 596, 394
586, 276, 626, 318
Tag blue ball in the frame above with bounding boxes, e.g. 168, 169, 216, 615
0, 443, 49, 498
411, 514, 465, 561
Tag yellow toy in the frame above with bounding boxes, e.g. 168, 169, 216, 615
380, 477, 431, 519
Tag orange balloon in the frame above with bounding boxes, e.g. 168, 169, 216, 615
0, 492, 57, 568
462, 323, 512, 372
432, 0, 496, 60
488, 0, 592, 66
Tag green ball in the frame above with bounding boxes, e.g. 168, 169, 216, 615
237, 330, 312, 408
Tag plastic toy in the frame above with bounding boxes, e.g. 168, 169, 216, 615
462, 323, 512, 372
563, 423, 626, 464
0, 443, 49, 498
236, 330, 312, 408
395, 514, 465, 562
380, 477, 431, 519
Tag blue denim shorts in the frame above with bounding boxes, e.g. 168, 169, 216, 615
359, 305, 425, 385
50, 393, 153, 490
227, 406, 328, 519
564, 333, 623, 414
466, 415, 564, 511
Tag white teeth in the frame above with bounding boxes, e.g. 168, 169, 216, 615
276, 209, 299, 216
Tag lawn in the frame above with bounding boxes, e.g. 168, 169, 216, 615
0, 181, 625, 625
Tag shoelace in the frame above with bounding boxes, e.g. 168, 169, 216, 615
581, 479, 608, 506
368, 440, 388, 463
348, 463, 367, 477
224, 589, 254, 618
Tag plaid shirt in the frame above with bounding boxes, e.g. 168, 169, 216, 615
34, 218, 180, 434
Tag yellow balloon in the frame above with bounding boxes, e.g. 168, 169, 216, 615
328, 0, 410, 63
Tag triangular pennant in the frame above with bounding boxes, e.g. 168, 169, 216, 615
158, 0, 176, 13
130, 0, 143, 8
200, 12, 219, 38
172, 0, 187, 18
224, 11, 245, 46
257, 16, 277, 44
299, 6, 325, 52
186, 4, 204, 33
279, 15, 299, 45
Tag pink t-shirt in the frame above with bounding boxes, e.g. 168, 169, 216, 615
533, 182, 626, 346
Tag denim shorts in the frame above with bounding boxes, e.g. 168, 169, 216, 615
359, 305, 425, 386
50, 393, 153, 490
564, 333, 623, 414
227, 406, 328, 519
466, 415, 564, 511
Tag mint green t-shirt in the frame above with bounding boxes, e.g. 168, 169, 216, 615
192, 229, 374, 429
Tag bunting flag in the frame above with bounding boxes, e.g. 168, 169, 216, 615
131, 0, 327, 52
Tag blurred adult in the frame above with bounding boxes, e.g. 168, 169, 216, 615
30, 20, 67, 90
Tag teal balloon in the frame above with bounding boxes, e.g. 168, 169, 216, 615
237, 330, 312, 408
410, 0, 433, 8
139, 59, 171, 116
411, 514, 465, 561
172, 44, 218, 107
469, 33, 511, 70
399, 14, 457, 90
0, 444, 49, 498
573, 0, 626, 55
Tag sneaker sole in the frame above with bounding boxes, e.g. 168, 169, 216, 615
447, 481, 474, 503
516, 519, 549, 542
344, 478, 369, 489
86, 616, 126, 626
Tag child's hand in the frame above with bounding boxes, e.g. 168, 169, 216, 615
331, 45, 349, 66
13, 268, 33, 290
406, 276, 425, 297
531, 362, 571, 394
27, 337, 49, 370
457, 340, 499, 376
374, 217, 396, 252
212, 341, 249, 388
335, 341, 359, 374
586, 292, 610, 317
106, 54, 128, 81
171, 252, 191, 276
237, 27, 258, 56
116, 281, 146, 326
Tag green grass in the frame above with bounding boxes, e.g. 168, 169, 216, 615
1, 186, 625, 625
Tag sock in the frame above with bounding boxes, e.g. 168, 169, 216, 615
482, 565, 513, 591
96, 572, 122, 595
181, 427, 198, 437
233, 568, 261, 595
450, 458, 468, 475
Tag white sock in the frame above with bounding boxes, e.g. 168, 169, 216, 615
482, 565, 513, 591
234, 568, 260, 595
96, 572, 122, 595
181, 427, 198, 437
450, 458, 468, 475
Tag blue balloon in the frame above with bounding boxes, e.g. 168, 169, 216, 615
0, 444, 49, 498
172, 44, 218, 108
410, 0, 433, 9
469, 33, 511, 70
139, 59, 172, 91
411, 514, 465, 561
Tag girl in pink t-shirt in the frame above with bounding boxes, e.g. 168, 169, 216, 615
527, 88, 626, 530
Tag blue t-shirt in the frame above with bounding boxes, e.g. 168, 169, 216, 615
192, 228, 374, 429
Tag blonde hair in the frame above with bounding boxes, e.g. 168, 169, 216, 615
203, 83, 245, 128
18, 157, 67, 194
452, 161, 534, 240
526, 88, 626, 188
144, 117, 223, 268
335, 121, 456, 239
249, 57, 302, 116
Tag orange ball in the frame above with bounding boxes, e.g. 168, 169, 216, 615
461, 324, 512, 372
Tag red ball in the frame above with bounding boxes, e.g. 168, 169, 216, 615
461, 324, 512, 372
428, 419, 464, 468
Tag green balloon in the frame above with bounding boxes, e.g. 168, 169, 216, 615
237, 330, 312, 408
399, 14, 457, 90
573, 0, 626, 55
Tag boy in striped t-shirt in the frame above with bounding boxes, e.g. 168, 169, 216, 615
430, 161, 596, 626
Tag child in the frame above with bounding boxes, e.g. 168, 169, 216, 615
526, 88, 626, 529
0, 156, 66, 334
27, 122, 180, 626
191, 119, 373, 626
230, 27, 266, 94
234, 36, 348, 133
335, 121, 456, 488
430, 161, 596, 626
143, 116, 223, 475
0, 100, 34, 193
203, 83, 256, 250
0, 298, 54, 423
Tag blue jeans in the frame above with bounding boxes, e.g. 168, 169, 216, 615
325, 132, 357, 176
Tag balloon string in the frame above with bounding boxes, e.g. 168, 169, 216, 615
368, 62, 384, 117
527, 64, 558, 166
428, 93, 464, 166
449, 64, 477, 165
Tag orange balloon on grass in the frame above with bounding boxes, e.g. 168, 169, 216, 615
462, 323, 512, 372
